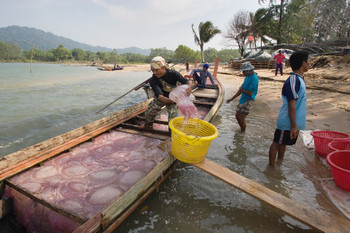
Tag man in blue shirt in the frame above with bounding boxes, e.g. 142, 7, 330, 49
191, 63, 215, 88
226, 62, 259, 132
269, 51, 309, 166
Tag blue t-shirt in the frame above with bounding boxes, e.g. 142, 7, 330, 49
191, 69, 215, 85
277, 73, 307, 130
239, 73, 259, 104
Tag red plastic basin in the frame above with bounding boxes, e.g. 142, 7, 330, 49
310, 131, 349, 156
328, 139, 350, 154
326, 150, 350, 192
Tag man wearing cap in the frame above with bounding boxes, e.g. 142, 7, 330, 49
190, 63, 215, 88
141, 56, 194, 131
226, 61, 259, 132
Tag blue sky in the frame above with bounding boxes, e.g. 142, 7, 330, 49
0, 0, 267, 51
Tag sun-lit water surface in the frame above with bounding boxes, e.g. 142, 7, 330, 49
1, 63, 331, 232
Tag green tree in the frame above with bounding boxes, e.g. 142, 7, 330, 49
249, 8, 274, 48
259, 0, 289, 44
33, 49, 46, 61
217, 49, 240, 63
86, 51, 99, 63
174, 45, 198, 63
281, 0, 315, 43
120, 53, 148, 63
72, 48, 87, 61
191, 21, 221, 62
0, 41, 23, 60
149, 47, 174, 63
50, 45, 72, 61
203, 48, 218, 63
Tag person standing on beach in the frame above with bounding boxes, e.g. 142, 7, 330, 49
274, 50, 286, 76
226, 62, 259, 132
140, 56, 194, 131
190, 63, 215, 88
269, 51, 309, 166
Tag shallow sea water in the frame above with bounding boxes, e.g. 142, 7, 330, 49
1, 63, 331, 232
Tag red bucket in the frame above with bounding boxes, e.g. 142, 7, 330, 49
326, 150, 350, 192
328, 139, 350, 154
310, 131, 350, 156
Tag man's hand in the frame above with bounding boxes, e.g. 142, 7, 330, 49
289, 125, 299, 139
226, 98, 233, 104
185, 82, 195, 96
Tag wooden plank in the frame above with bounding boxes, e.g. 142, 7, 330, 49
193, 159, 349, 233
5, 180, 87, 224
116, 128, 169, 141
193, 89, 218, 99
192, 100, 214, 106
120, 123, 169, 136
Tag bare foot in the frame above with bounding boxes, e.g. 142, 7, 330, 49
140, 123, 152, 131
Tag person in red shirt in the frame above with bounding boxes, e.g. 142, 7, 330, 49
274, 50, 286, 76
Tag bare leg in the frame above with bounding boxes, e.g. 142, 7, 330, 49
269, 142, 286, 166
235, 112, 247, 132
277, 145, 286, 161
269, 142, 278, 166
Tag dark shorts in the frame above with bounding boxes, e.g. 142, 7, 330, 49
273, 129, 298, 145
236, 99, 253, 115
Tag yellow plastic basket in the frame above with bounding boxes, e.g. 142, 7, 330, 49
168, 117, 219, 163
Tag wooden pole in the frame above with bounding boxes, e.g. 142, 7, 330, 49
212, 58, 220, 78
30, 44, 34, 73
193, 158, 349, 233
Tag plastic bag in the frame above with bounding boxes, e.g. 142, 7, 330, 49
169, 85, 198, 119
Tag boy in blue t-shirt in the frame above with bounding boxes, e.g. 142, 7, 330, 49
226, 62, 259, 132
269, 51, 309, 166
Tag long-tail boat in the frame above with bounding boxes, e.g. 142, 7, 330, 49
0, 61, 224, 233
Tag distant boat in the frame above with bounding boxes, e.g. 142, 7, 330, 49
98, 66, 124, 71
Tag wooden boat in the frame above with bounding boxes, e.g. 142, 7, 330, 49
0, 65, 224, 232
98, 66, 124, 71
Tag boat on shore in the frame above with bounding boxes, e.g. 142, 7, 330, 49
0, 67, 224, 232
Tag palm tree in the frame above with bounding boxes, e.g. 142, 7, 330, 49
258, 0, 288, 44
249, 8, 274, 48
192, 21, 221, 62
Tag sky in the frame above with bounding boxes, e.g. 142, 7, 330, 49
0, 0, 267, 51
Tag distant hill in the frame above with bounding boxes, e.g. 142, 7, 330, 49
116, 47, 151, 56
0, 26, 150, 55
